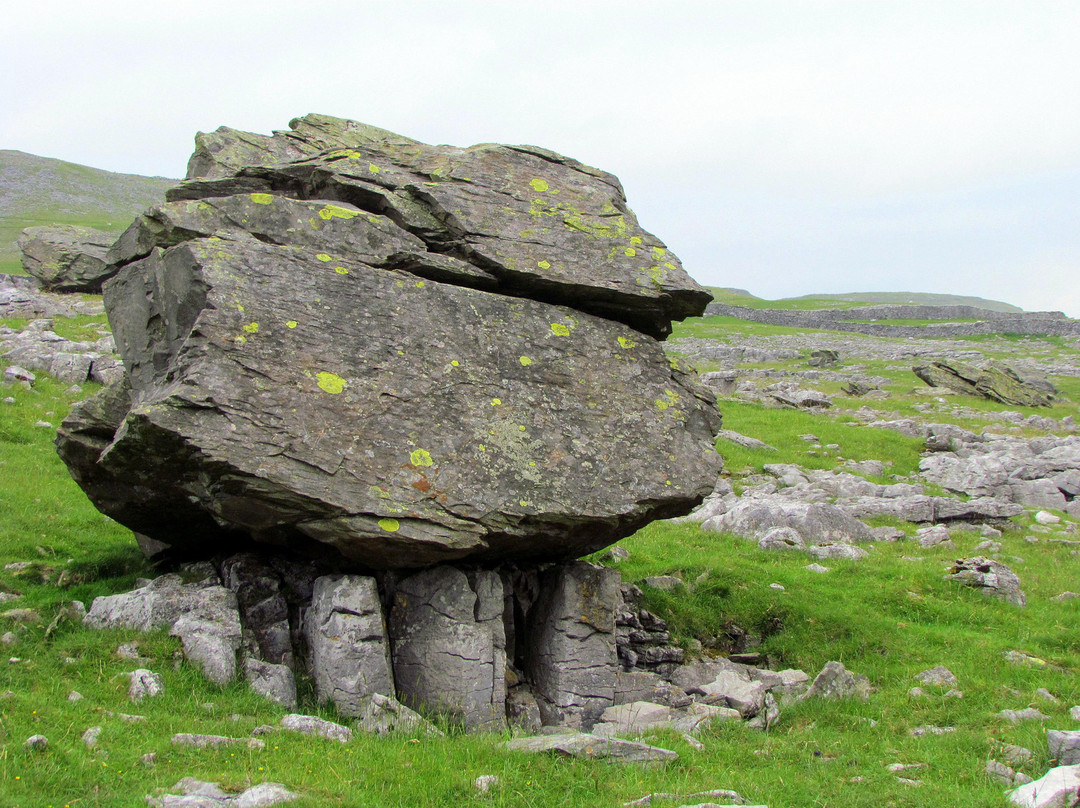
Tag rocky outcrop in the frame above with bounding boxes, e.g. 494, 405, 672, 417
914, 360, 1055, 407
57, 113, 723, 570
17, 224, 116, 292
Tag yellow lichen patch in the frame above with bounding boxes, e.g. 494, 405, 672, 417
249, 193, 274, 205
537, 260, 551, 270
630, 236, 643, 245
652, 246, 667, 257
664, 262, 677, 270
286, 320, 298, 329
242, 322, 259, 334
415, 281, 425, 288
450, 360, 460, 367
378, 518, 400, 532
409, 449, 433, 467
550, 323, 571, 337
519, 356, 533, 366
327, 148, 363, 159
654, 389, 680, 412
233, 335, 247, 345
369, 163, 381, 174
519, 500, 529, 507
316, 254, 333, 262
624, 247, 637, 257
617, 336, 637, 350
491, 398, 502, 406
529, 178, 549, 193
316, 372, 347, 394
334, 266, 349, 275
318, 204, 360, 221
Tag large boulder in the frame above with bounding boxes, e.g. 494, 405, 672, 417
57, 115, 723, 569
914, 360, 1055, 407
18, 224, 116, 292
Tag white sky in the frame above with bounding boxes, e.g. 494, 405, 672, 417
4, 1, 1079, 315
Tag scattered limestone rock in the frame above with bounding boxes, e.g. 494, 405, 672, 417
802, 661, 870, 701
915, 525, 954, 549
1071, 706, 1080, 721
24, 734, 48, 751
474, 775, 498, 794
1049, 730, 1080, 765
1001, 745, 1035, 767
622, 789, 745, 806
1007, 764, 1080, 807
1036, 511, 1062, 525
945, 557, 1026, 606
1037, 688, 1060, 706
280, 713, 352, 744
915, 666, 958, 687
67, 690, 83, 702
243, 659, 297, 709
592, 701, 737, 737
355, 692, 442, 736
82, 726, 102, 748
987, 760, 1034, 786
171, 734, 265, 750
505, 732, 678, 764
910, 725, 955, 736
998, 708, 1051, 724
128, 669, 163, 702
147, 779, 298, 808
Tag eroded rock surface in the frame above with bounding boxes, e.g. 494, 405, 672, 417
57, 114, 722, 570
18, 224, 115, 292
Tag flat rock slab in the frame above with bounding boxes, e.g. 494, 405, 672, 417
62, 236, 721, 568
1008, 764, 1080, 807
280, 713, 352, 743
506, 732, 678, 764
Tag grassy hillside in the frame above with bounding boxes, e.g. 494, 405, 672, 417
705, 287, 1025, 313
0, 150, 175, 274
2, 302, 1079, 805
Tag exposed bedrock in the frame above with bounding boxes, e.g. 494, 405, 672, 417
57, 114, 723, 569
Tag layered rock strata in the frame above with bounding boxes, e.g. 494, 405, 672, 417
57, 114, 722, 569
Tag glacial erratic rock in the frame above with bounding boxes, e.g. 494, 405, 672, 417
57, 115, 723, 569
18, 224, 116, 293
505, 732, 678, 764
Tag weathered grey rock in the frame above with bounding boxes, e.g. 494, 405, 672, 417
18, 224, 116, 292
244, 659, 297, 709
304, 574, 393, 717
389, 566, 506, 730
84, 573, 235, 632
220, 554, 294, 668
58, 115, 723, 569
622, 789, 746, 807
1002, 745, 1035, 767
986, 760, 1033, 786
1008, 765, 1080, 807
82, 725, 102, 748
806, 542, 869, 561
355, 692, 441, 736
802, 661, 870, 701
24, 734, 48, 750
592, 701, 737, 737
171, 733, 265, 749
916, 525, 954, 549
945, 557, 1026, 606
147, 779, 298, 808
280, 713, 351, 743
693, 669, 766, 717
613, 671, 691, 708
128, 669, 163, 702
171, 615, 241, 685
708, 499, 873, 545
505, 732, 678, 764
757, 527, 806, 551
998, 708, 1051, 723
915, 360, 1054, 407
1071, 706, 1080, 721
914, 666, 958, 687
1049, 730, 1080, 765
526, 562, 619, 729
506, 686, 544, 733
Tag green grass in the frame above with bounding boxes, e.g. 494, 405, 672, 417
3, 327, 1080, 806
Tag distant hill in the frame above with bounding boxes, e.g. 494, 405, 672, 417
705, 287, 1025, 313
0, 150, 176, 274
787, 291, 1024, 313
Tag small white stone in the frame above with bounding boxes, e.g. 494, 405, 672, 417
474, 775, 499, 794
67, 690, 84, 702
769, 583, 785, 590
1035, 510, 1062, 525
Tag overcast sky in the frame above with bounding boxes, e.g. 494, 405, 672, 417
4, 1, 1079, 315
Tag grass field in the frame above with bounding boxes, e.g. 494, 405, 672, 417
2, 306, 1078, 807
